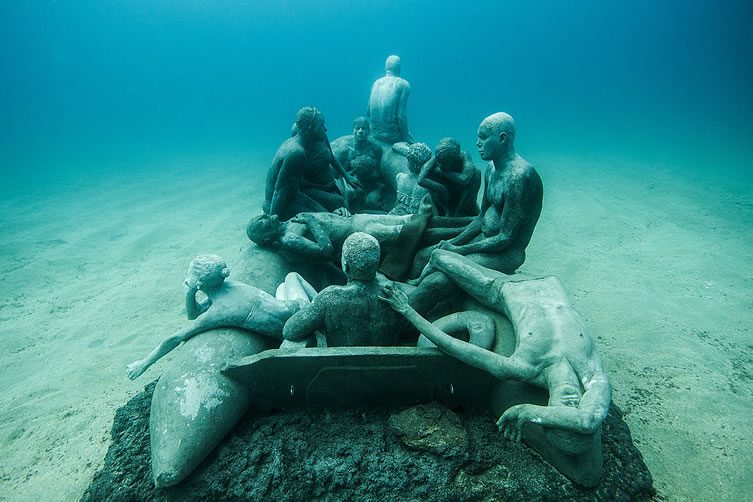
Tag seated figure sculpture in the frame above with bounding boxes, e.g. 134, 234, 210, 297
410, 113, 543, 313
246, 211, 472, 265
418, 137, 481, 217
367, 55, 413, 145
380, 249, 612, 440
389, 142, 434, 215
126, 254, 316, 380
283, 232, 404, 346
264, 107, 358, 219
330, 117, 387, 211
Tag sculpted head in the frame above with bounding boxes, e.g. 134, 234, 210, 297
341, 232, 380, 281
352, 116, 370, 142
349, 154, 377, 178
385, 55, 401, 76
477, 112, 516, 161
246, 213, 282, 246
187, 254, 230, 291
406, 142, 432, 174
435, 137, 461, 164
295, 106, 326, 141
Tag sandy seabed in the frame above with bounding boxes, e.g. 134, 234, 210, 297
0, 149, 751, 501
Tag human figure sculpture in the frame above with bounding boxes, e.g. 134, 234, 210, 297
418, 137, 481, 217
126, 254, 316, 380
380, 249, 611, 439
246, 211, 472, 264
389, 142, 434, 215
410, 113, 543, 313
367, 55, 413, 145
283, 232, 404, 346
330, 117, 387, 211
264, 107, 358, 220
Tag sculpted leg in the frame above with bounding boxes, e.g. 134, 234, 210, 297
428, 250, 508, 309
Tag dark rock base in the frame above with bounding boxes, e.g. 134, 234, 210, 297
82, 382, 655, 501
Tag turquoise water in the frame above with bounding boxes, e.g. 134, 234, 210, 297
1, 2, 752, 500
2, 0, 751, 186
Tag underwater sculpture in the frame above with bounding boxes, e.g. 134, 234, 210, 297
126, 254, 316, 380
418, 137, 481, 217
367, 55, 413, 145
389, 142, 434, 215
380, 249, 611, 485
410, 112, 544, 313
330, 116, 387, 212
246, 210, 472, 265
283, 232, 406, 346
264, 107, 358, 219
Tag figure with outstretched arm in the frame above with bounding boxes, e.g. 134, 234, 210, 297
409, 113, 543, 313
126, 255, 316, 380
380, 249, 611, 440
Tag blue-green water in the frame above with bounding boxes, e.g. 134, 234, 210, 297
2, 0, 751, 186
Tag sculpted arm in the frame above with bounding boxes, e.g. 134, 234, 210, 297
184, 283, 210, 320
280, 215, 336, 260
417, 156, 449, 198
269, 150, 305, 216
497, 368, 612, 439
283, 296, 326, 341
398, 83, 412, 142
126, 312, 224, 380
440, 153, 478, 185
380, 285, 526, 380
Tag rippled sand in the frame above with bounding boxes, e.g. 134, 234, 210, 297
0, 150, 751, 501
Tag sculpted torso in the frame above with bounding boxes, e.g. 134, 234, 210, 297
368, 76, 410, 143
481, 155, 543, 251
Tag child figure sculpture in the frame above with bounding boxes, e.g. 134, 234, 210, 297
126, 254, 315, 380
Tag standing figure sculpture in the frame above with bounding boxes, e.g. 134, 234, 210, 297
381, 249, 611, 440
264, 107, 358, 220
126, 255, 316, 380
283, 233, 404, 347
410, 113, 543, 313
367, 55, 413, 145
330, 117, 386, 211
418, 137, 481, 217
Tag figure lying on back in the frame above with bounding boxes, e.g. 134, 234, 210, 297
246, 210, 473, 265
381, 249, 611, 439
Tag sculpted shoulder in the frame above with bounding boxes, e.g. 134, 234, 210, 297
274, 137, 306, 160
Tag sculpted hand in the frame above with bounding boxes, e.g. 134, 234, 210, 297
347, 175, 363, 191
126, 360, 147, 380
334, 207, 352, 217
378, 284, 410, 314
496, 404, 535, 443
436, 240, 459, 253
289, 213, 309, 224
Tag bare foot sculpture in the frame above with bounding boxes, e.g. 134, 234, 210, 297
126, 254, 316, 380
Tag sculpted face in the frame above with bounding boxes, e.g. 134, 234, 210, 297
353, 123, 369, 142
476, 123, 505, 161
